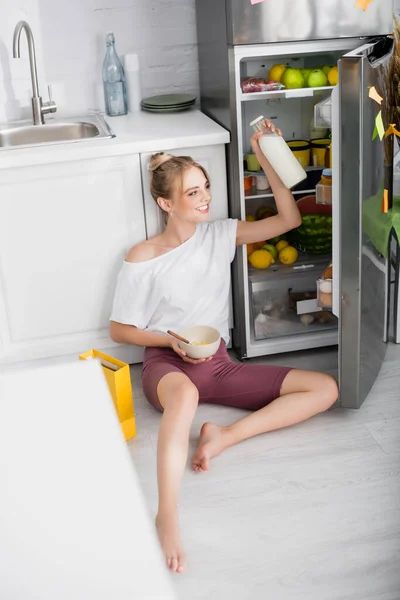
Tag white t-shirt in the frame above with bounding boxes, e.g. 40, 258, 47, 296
110, 218, 238, 344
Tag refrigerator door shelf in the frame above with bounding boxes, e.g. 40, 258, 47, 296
314, 97, 332, 129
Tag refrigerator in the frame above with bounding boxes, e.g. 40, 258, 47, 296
195, 0, 395, 409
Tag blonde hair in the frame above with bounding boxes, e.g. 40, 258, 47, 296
148, 152, 210, 211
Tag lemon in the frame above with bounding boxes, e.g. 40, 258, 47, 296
248, 249, 275, 269
278, 245, 298, 265
275, 240, 289, 252
328, 66, 338, 86
262, 243, 278, 260
246, 215, 255, 222
268, 64, 287, 83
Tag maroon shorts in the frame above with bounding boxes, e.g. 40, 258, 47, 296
141, 341, 292, 412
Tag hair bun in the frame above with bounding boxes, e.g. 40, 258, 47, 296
148, 152, 174, 172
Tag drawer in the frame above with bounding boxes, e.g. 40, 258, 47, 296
249, 258, 338, 341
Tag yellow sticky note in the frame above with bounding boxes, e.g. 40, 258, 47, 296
375, 111, 385, 141
355, 0, 374, 10
368, 86, 383, 105
382, 189, 388, 214
385, 123, 400, 138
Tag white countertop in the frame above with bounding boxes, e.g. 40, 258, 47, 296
0, 109, 230, 170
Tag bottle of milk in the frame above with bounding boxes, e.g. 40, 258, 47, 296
250, 116, 307, 189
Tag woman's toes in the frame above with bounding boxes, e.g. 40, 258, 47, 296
177, 557, 187, 574
170, 557, 179, 572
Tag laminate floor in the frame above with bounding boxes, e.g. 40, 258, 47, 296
128, 344, 400, 600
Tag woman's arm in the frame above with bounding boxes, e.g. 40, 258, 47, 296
110, 321, 171, 348
236, 120, 302, 247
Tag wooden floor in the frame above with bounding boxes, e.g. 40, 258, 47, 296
128, 343, 400, 600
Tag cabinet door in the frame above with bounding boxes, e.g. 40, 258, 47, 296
140, 144, 234, 330
0, 155, 145, 364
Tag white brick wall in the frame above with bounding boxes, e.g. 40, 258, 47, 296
0, 0, 199, 123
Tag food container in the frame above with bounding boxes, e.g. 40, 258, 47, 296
246, 153, 261, 171
287, 140, 311, 168
316, 168, 332, 205
317, 278, 333, 308
244, 174, 253, 191
255, 174, 269, 190
311, 138, 331, 168
292, 167, 323, 192
241, 78, 285, 93
316, 184, 332, 205
177, 325, 221, 359
317, 263, 333, 308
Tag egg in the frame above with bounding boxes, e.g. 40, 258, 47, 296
319, 280, 332, 294
319, 292, 332, 307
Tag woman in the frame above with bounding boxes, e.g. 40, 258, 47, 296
109, 120, 338, 575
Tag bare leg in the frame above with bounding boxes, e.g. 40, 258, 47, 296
155, 372, 199, 573
192, 370, 338, 472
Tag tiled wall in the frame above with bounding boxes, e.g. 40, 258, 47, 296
0, 0, 199, 122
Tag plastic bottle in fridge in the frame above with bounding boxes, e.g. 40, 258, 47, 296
250, 116, 307, 189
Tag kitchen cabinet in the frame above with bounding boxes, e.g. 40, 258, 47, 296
0, 154, 145, 364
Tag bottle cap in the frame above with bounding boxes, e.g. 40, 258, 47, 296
322, 168, 332, 176
249, 116, 264, 128
105, 32, 115, 44
124, 53, 140, 72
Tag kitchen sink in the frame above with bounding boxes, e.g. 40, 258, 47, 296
0, 114, 115, 150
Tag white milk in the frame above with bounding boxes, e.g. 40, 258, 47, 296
250, 116, 307, 189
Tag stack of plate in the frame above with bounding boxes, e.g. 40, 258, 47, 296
141, 94, 196, 113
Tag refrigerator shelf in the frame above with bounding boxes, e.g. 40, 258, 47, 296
245, 188, 315, 200
240, 86, 334, 102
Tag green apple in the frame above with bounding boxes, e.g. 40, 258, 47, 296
300, 68, 312, 86
307, 69, 328, 88
281, 68, 304, 89
322, 64, 334, 75
262, 243, 278, 260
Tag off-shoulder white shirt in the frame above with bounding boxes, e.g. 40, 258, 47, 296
110, 219, 238, 344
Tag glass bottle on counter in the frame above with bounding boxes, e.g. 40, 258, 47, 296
250, 116, 307, 189
102, 32, 127, 117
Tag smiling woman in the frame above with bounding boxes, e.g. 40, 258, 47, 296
108, 121, 338, 575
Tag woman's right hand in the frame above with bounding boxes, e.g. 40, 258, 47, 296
169, 338, 212, 364
250, 118, 282, 155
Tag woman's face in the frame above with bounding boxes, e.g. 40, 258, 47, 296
168, 166, 211, 223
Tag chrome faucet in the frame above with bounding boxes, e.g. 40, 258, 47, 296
13, 21, 57, 125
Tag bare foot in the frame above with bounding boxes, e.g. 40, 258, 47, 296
192, 422, 228, 472
155, 513, 187, 574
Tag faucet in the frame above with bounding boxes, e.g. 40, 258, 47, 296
13, 21, 57, 125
